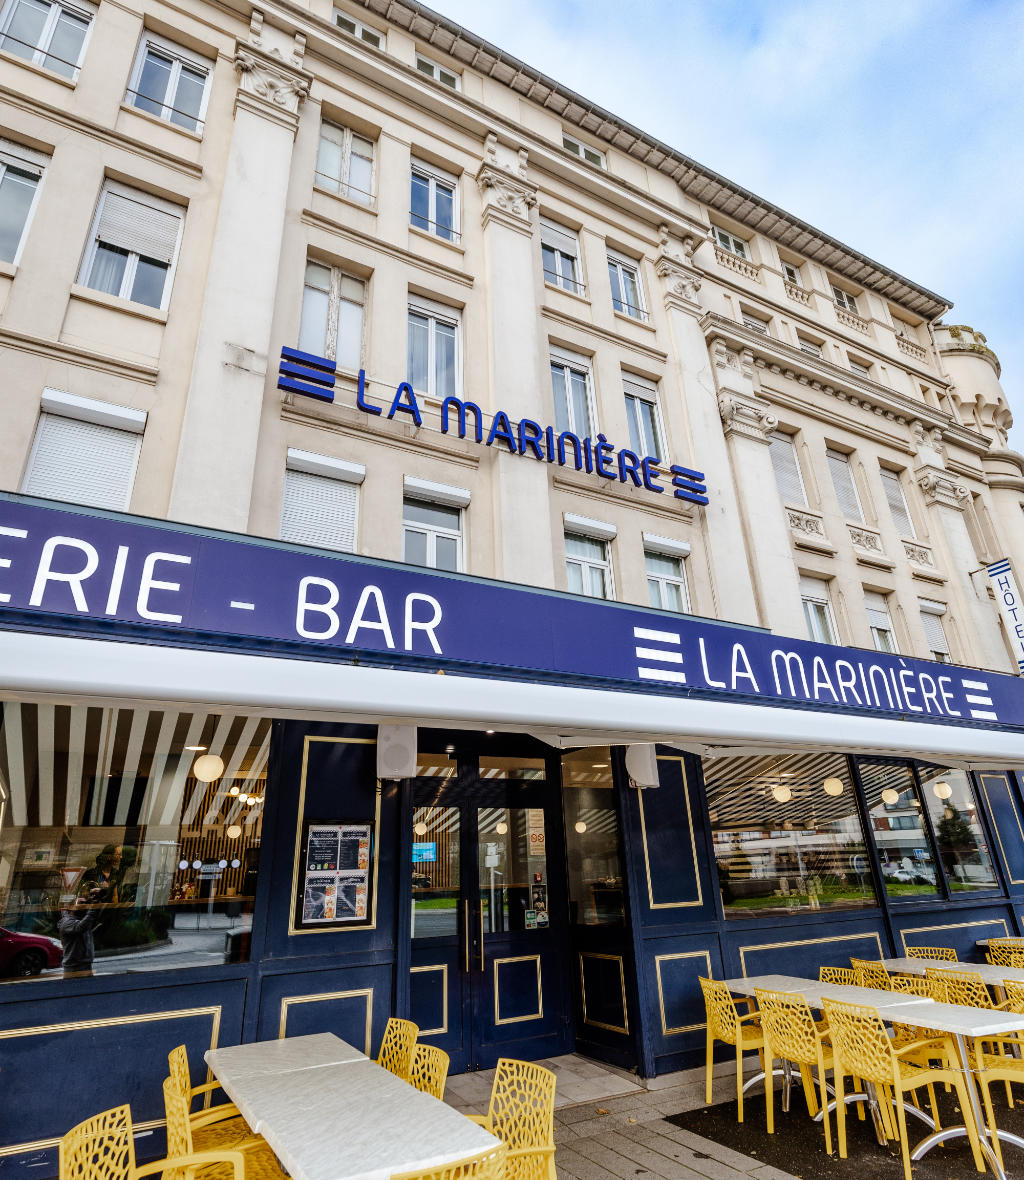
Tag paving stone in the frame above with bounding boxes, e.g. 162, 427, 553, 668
658, 1128, 773, 1175
605, 1123, 762, 1180
554, 1145, 625, 1180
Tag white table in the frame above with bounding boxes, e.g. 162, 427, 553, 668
883, 956, 1024, 989
722, 973, 933, 1011
206, 1033, 367, 1079
205, 1038, 498, 1180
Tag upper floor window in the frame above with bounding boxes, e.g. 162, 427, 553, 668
333, 10, 382, 48
645, 549, 689, 613
280, 450, 363, 553
316, 122, 374, 205
797, 335, 822, 358
416, 52, 458, 89
832, 285, 858, 314
919, 599, 951, 663
541, 217, 582, 295
408, 298, 459, 400
623, 373, 663, 460
768, 430, 807, 508
0, 0, 91, 79
801, 575, 837, 645
403, 498, 462, 571
864, 590, 897, 653
849, 356, 871, 377
79, 181, 184, 311
607, 251, 647, 321
741, 309, 770, 335
565, 532, 612, 599
0, 139, 44, 264
550, 352, 594, 438
126, 33, 212, 134
782, 260, 801, 286
713, 226, 747, 258
879, 466, 915, 538
410, 158, 458, 242
562, 132, 604, 168
825, 447, 863, 523
299, 260, 364, 370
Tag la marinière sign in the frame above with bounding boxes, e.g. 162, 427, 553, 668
2, 496, 1022, 731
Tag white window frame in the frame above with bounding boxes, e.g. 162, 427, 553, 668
299, 259, 365, 369
741, 309, 770, 335
607, 249, 647, 321
831, 284, 858, 314
825, 447, 864, 524
644, 539, 691, 614
0, 138, 46, 265
409, 157, 459, 243
864, 590, 897, 654
768, 430, 808, 508
800, 576, 838, 645
78, 180, 184, 313
564, 528, 614, 600
550, 348, 597, 438
782, 260, 801, 286
315, 121, 375, 204
919, 598, 951, 663
125, 31, 212, 134
415, 52, 458, 90
797, 335, 823, 358
880, 466, 916, 539
561, 131, 604, 168
407, 295, 461, 401
403, 496, 463, 571
713, 226, 747, 258
541, 217, 583, 295
0, 0, 93, 79
332, 9, 383, 48
622, 373, 664, 460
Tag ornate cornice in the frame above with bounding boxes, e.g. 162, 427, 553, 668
718, 389, 778, 444
234, 43, 312, 130
916, 465, 970, 510
476, 132, 537, 234
655, 225, 702, 310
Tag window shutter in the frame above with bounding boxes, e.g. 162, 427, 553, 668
540, 217, 578, 258
280, 469, 358, 552
826, 449, 863, 522
864, 590, 891, 632
799, 575, 830, 602
880, 468, 915, 537
97, 190, 182, 263
769, 432, 807, 507
22, 414, 140, 510
919, 600, 950, 655
622, 373, 657, 401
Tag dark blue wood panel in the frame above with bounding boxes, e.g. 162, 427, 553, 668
409, 963, 448, 1038
579, 952, 629, 1035
492, 956, 542, 1023
725, 918, 889, 979
978, 773, 1024, 889
891, 905, 1016, 961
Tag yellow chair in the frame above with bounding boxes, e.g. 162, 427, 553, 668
1000, 979, 1024, 1011
390, 1145, 506, 1180
698, 976, 765, 1124
167, 1045, 254, 1151
60, 1105, 243, 1180
377, 1017, 419, 1081
968, 1036, 1024, 1170
822, 998, 984, 1180
818, 966, 855, 986
410, 1043, 450, 1100
754, 987, 834, 1154
849, 958, 890, 989
905, 946, 957, 961
465, 1059, 556, 1180
925, 966, 993, 1008
164, 1078, 286, 1180
987, 938, 1024, 966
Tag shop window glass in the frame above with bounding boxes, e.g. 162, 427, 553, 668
705, 752, 877, 918
918, 767, 998, 893
0, 702, 270, 981
561, 748, 624, 926
478, 806, 547, 933
857, 760, 939, 898
410, 804, 459, 938
478, 757, 546, 781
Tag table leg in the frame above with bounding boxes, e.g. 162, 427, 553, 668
741, 1066, 787, 1095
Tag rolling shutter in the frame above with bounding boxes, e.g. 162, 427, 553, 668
769, 432, 807, 507
22, 414, 140, 510
826, 448, 863, 522
863, 590, 892, 633
280, 469, 358, 552
919, 599, 950, 656
540, 217, 578, 258
880, 468, 915, 538
96, 189, 182, 263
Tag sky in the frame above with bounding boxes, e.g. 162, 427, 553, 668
430, 0, 1024, 452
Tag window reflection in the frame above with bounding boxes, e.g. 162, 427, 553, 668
918, 767, 998, 892
858, 761, 939, 898
410, 805, 459, 938
705, 753, 877, 918
561, 748, 625, 926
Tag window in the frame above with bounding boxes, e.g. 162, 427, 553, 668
0, 0, 91, 79
919, 599, 951, 663
403, 498, 461, 571
782, 261, 801, 286
0, 139, 44, 264
565, 532, 611, 599
541, 218, 582, 295
0, 701, 272, 983
768, 431, 807, 507
408, 300, 459, 400
832, 285, 858, 314
561, 749, 625, 926
826, 448, 863, 523
918, 767, 998, 893
550, 354, 594, 437
79, 182, 183, 311
893, 317, 917, 341
21, 391, 145, 510
859, 761, 938, 898
562, 132, 604, 168
415, 53, 458, 89
864, 590, 897, 653
333, 10, 381, 48
607, 251, 646, 321
410, 159, 458, 242
623, 374, 662, 460
880, 467, 915, 538
126, 33, 211, 134
299, 261, 364, 370
706, 753, 876, 919
801, 576, 837, 644
797, 336, 822, 358
280, 451, 363, 553
713, 226, 747, 258
741, 310, 770, 335
646, 550, 689, 612
849, 357, 871, 377
315, 122, 374, 204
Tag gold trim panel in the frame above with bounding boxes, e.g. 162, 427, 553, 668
739, 930, 883, 976
579, 952, 629, 1035
278, 987, 374, 1054
493, 955, 543, 1026
978, 773, 1024, 885
655, 951, 713, 1036
899, 918, 1009, 954
636, 757, 703, 910
410, 964, 448, 1035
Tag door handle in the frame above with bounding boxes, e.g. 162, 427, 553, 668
478, 904, 485, 972
462, 900, 470, 973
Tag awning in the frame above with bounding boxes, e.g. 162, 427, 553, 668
2, 631, 1022, 772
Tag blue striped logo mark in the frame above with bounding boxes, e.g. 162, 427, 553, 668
670, 464, 709, 506
278, 346, 337, 402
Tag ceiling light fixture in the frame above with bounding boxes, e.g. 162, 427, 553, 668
574, 820, 588, 834
932, 781, 953, 800
771, 784, 792, 803
881, 788, 900, 805
414, 821, 428, 836
229, 786, 240, 796
227, 824, 242, 839
193, 754, 225, 782
184, 745, 207, 752
495, 821, 508, 835
823, 777, 844, 797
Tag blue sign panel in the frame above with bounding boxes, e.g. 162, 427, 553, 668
1, 495, 1023, 731
412, 842, 437, 864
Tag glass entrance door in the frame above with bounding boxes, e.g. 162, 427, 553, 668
409, 755, 571, 1071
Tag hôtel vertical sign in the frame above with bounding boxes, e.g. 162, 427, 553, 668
988, 558, 1024, 675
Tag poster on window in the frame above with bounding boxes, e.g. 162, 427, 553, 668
296, 821, 374, 929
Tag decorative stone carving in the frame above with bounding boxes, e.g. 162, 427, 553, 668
717, 391, 777, 443
903, 540, 935, 566
654, 224, 702, 307
788, 510, 825, 537
848, 525, 883, 553
713, 244, 761, 281
477, 132, 537, 226
911, 419, 945, 457
234, 44, 311, 121
916, 467, 970, 510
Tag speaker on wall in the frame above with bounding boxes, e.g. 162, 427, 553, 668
624, 743, 660, 788
376, 724, 418, 779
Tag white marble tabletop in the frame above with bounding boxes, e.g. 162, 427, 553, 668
882, 957, 1024, 986
205, 1033, 367, 1081
722, 974, 932, 1010
207, 1055, 498, 1180
872, 998, 1024, 1038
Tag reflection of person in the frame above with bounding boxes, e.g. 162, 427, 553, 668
59, 883, 103, 975
80, 845, 123, 904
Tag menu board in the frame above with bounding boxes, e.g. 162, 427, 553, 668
297, 821, 374, 929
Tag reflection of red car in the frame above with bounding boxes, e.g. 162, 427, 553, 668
0, 927, 62, 976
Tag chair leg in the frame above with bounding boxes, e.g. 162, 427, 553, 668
834, 1070, 848, 1160
765, 1051, 774, 1136
978, 1073, 1004, 1173
817, 1064, 833, 1156
800, 1063, 819, 1117
736, 1042, 745, 1123
926, 1082, 941, 1130
895, 1094, 913, 1180
705, 1029, 714, 1105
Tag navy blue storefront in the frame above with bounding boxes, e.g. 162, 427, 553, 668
1, 492, 1024, 1175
